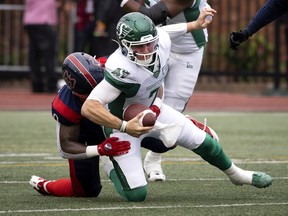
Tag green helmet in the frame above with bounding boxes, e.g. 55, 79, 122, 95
116, 12, 159, 67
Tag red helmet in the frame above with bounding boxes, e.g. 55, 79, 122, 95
62, 52, 104, 96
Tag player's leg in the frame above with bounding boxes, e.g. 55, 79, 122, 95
176, 115, 272, 188
164, 49, 204, 112
141, 137, 176, 181
101, 133, 148, 202
69, 157, 102, 196
29, 157, 103, 197
144, 49, 204, 181
25, 26, 44, 92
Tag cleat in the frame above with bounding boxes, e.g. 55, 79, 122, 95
147, 171, 166, 182
252, 172, 272, 188
144, 151, 166, 182
29, 175, 50, 195
225, 163, 272, 188
186, 115, 219, 142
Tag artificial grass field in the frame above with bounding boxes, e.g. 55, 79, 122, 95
0, 111, 287, 215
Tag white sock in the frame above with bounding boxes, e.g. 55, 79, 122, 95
144, 151, 162, 173
224, 163, 254, 185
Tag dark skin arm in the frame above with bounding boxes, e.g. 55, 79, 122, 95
59, 123, 87, 154
122, 0, 193, 18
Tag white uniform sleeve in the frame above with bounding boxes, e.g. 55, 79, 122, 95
87, 79, 121, 105
160, 23, 187, 40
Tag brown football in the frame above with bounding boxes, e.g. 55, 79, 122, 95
123, 103, 156, 126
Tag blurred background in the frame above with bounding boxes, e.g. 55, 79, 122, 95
0, 0, 287, 95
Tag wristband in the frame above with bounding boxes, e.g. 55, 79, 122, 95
120, 0, 129, 7
86, 145, 99, 158
119, 120, 127, 132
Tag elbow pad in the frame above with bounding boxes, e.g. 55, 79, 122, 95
139, 1, 170, 25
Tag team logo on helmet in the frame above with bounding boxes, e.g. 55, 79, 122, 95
63, 69, 76, 90
117, 23, 133, 39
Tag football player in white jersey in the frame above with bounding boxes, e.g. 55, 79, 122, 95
81, 12, 272, 202
118, 0, 214, 181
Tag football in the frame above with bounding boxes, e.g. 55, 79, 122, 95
123, 103, 156, 126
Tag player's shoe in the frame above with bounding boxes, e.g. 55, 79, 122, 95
144, 151, 166, 182
226, 164, 272, 188
185, 115, 219, 142
251, 172, 273, 188
29, 175, 51, 195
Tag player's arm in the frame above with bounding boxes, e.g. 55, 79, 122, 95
58, 122, 130, 159
81, 79, 153, 137
59, 123, 86, 155
118, 0, 190, 25
161, 7, 216, 39
187, 7, 216, 30
229, 0, 288, 50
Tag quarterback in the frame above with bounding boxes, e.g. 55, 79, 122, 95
119, 0, 215, 181
81, 12, 272, 202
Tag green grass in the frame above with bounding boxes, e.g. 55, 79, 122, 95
0, 111, 288, 215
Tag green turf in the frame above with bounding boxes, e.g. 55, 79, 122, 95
0, 111, 288, 215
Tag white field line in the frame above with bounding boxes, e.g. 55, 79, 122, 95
0, 153, 287, 165
0, 153, 52, 157
1, 152, 287, 213
0, 202, 288, 214
1, 176, 288, 185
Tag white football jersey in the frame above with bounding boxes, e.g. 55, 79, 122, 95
145, 0, 209, 53
104, 28, 170, 116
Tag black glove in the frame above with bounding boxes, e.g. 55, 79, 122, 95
229, 29, 250, 50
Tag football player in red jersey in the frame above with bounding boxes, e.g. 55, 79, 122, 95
29, 52, 131, 197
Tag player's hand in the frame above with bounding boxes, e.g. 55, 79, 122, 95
97, 137, 130, 156
229, 29, 249, 50
125, 112, 153, 138
193, 7, 216, 29
149, 105, 160, 119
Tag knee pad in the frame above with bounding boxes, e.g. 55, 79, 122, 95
110, 168, 147, 202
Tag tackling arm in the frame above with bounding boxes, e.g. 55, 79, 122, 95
57, 122, 130, 159
57, 123, 88, 159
